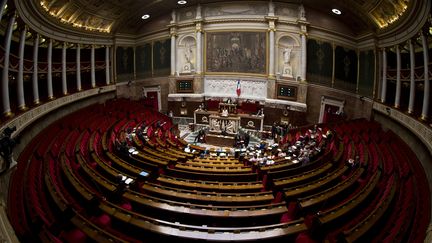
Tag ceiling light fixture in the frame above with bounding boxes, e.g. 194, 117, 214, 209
141, 14, 150, 20
178, 0, 187, 4
332, 8, 341, 15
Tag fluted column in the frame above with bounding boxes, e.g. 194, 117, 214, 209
408, 40, 416, 114
196, 29, 202, 74
195, 5, 202, 74
1, 15, 16, 116
381, 48, 387, 103
170, 30, 176, 76
421, 32, 430, 120
32, 34, 40, 104
300, 32, 307, 81
105, 46, 110, 85
61, 42, 68, 95
395, 45, 401, 108
91, 45, 96, 88
47, 39, 53, 99
17, 27, 27, 110
269, 29, 275, 78
76, 44, 81, 91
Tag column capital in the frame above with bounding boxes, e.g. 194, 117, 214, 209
195, 21, 203, 33
267, 20, 277, 32
170, 26, 178, 37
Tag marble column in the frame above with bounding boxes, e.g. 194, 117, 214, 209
91, 45, 96, 88
408, 40, 415, 114
170, 32, 176, 76
395, 45, 401, 108
47, 39, 53, 99
195, 5, 202, 74
32, 34, 40, 104
17, 27, 27, 110
300, 33, 307, 81
61, 42, 68, 95
105, 46, 110, 85
1, 15, 16, 116
76, 44, 81, 91
381, 48, 387, 103
421, 33, 430, 120
196, 29, 202, 74
269, 29, 275, 78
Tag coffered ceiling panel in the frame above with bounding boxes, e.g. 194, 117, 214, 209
35, 0, 414, 35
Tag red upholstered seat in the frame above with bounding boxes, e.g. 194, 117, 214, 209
61, 228, 87, 243
92, 214, 112, 228
296, 232, 317, 243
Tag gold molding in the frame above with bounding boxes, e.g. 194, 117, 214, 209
18, 105, 28, 111
48, 96, 55, 100
3, 111, 14, 118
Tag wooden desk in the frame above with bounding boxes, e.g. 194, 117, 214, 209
124, 190, 286, 219
141, 183, 274, 205
298, 167, 365, 210
99, 200, 307, 241
317, 170, 381, 225
175, 163, 252, 173
157, 175, 263, 192
273, 162, 333, 188
284, 166, 348, 198
342, 175, 397, 242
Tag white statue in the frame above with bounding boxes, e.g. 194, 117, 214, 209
282, 48, 294, 78
221, 108, 229, 117
212, 119, 221, 132
185, 43, 192, 64
226, 120, 235, 133
299, 5, 306, 20
283, 47, 292, 64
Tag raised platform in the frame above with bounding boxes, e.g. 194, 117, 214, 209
206, 133, 235, 147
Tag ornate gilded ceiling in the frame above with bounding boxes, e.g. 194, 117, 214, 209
37, 0, 412, 34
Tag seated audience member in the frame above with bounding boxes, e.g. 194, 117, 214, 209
256, 108, 264, 116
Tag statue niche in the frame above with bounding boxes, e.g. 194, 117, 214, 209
278, 36, 299, 79
282, 46, 293, 78
181, 37, 196, 74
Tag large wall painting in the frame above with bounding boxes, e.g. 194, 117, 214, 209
205, 31, 266, 74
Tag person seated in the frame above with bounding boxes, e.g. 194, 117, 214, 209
221, 108, 229, 117
256, 108, 264, 116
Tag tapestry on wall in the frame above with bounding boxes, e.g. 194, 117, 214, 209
358, 50, 375, 98
205, 31, 266, 74
153, 39, 171, 77
136, 43, 152, 79
116, 46, 134, 82
334, 46, 358, 92
306, 39, 332, 86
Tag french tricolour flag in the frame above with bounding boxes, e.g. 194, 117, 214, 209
236, 80, 241, 97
